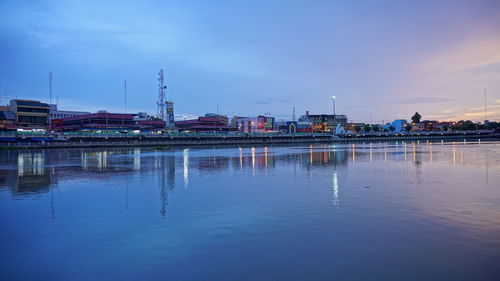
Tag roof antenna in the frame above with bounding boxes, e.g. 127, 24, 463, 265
124, 80, 127, 113
49, 71, 53, 105
484, 89, 487, 122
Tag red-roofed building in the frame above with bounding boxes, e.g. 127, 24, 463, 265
175, 116, 236, 132
55, 112, 166, 131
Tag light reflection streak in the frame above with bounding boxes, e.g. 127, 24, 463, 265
264, 146, 268, 168
239, 147, 243, 171
403, 142, 407, 162
429, 142, 433, 162
133, 148, 141, 170
332, 170, 339, 207
251, 147, 256, 175
183, 148, 189, 188
309, 144, 313, 164
352, 143, 356, 164
452, 146, 456, 165
369, 143, 373, 163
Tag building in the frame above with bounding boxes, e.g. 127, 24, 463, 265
411, 123, 425, 132
49, 104, 90, 122
57, 112, 136, 131
383, 119, 408, 133
205, 113, 228, 125
55, 112, 166, 131
347, 122, 367, 133
0, 111, 16, 131
166, 101, 174, 128
298, 111, 348, 132
9, 99, 50, 130
236, 116, 275, 133
175, 116, 236, 132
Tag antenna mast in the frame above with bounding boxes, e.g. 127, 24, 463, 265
157, 69, 166, 121
124, 80, 127, 113
49, 71, 52, 105
484, 89, 487, 121
292, 106, 296, 121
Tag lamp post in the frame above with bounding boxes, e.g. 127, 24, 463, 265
331, 95, 336, 131
331, 95, 336, 116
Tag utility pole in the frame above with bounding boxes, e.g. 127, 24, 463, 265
484, 89, 487, 122
124, 80, 127, 113
49, 71, 53, 105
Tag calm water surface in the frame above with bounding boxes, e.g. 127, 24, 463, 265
1, 141, 500, 281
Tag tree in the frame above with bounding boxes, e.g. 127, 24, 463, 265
364, 125, 371, 133
442, 125, 448, 132
405, 124, 412, 132
389, 125, 395, 132
373, 126, 380, 132
411, 112, 422, 123
355, 126, 361, 133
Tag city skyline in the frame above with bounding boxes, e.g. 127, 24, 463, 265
1, 0, 500, 123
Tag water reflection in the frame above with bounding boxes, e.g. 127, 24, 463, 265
0, 141, 498, 207
1, 141, 500, 281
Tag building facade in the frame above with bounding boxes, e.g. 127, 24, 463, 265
49, 104, 90, 123
236, 116, 275, 133
298, 111, 348, 132
175, 116, 235, 132
9, 99, 50, 130
0, 111, 16, 131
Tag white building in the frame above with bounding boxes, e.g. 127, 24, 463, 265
49, 104, 90, 122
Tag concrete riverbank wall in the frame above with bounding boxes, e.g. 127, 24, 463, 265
0, 131, 496, 150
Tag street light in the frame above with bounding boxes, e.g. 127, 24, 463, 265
331, 95, 336, 116
331, 95, 336, 131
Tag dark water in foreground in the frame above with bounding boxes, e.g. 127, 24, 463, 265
1, 141, 500, 281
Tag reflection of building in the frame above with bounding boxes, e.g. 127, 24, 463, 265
0, 152, 55, 195
236, 116, 275, 133
10, 99, 51, 130
298, 111, 348, 132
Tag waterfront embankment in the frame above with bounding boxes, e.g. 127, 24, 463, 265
0, 130, 496, 149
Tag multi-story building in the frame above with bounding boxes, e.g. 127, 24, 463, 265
54, 112, 166, 131
298, 111, 348, 132
236, 116, 275, 133
9, 99, 50, 130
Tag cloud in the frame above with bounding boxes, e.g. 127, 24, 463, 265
397, 97, 454, 104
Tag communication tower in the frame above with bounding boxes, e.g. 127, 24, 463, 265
157, 69, 167, 121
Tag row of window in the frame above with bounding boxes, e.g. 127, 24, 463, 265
18, 116, 48, 124
51, 113, 78, 118
17, 107, 49, 113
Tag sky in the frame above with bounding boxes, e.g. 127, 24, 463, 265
0, 0, 499, 123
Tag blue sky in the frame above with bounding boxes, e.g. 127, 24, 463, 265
1, 0, 499, 122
